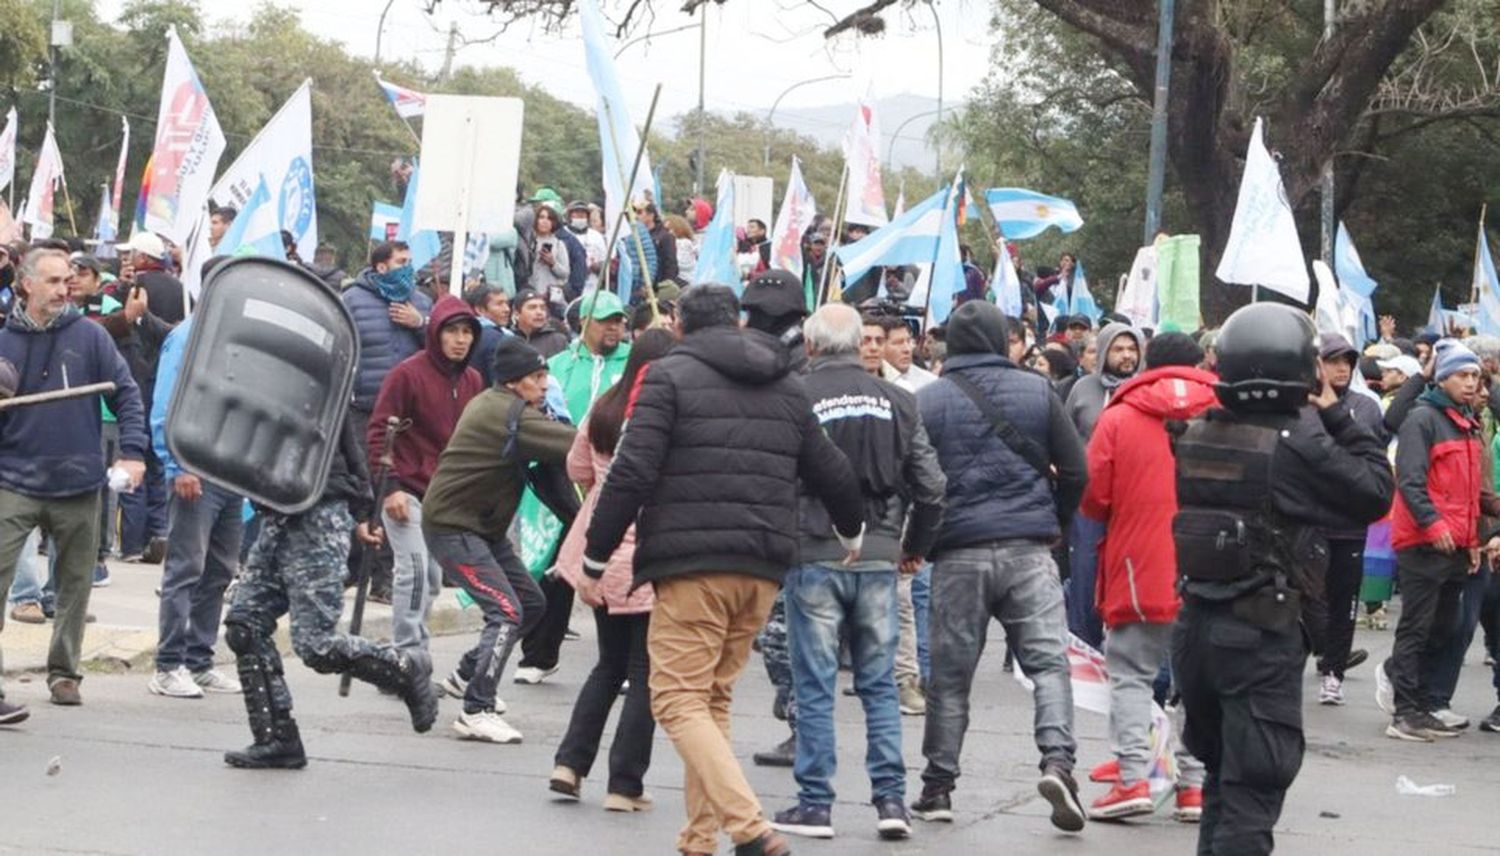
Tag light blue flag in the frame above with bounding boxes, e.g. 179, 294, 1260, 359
93, 184, 117, 257
1427, 285, 1447, 335
693, 171, 739, 290
833, 188, 949, 285
1070, 262, 1101, 322
1335, 223, 1379, 341
369, 201, 402, 241
1473, 220, 1500, 336
926, 172, 967, 324
582, 0, 653, 234
994, 239, 1024, 317
984, 188, 1084, 239
652, 164, 663, 211
218, 176, 286, 260
396, 162, 441, 271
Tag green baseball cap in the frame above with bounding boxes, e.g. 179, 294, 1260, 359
582, 290, 627, 320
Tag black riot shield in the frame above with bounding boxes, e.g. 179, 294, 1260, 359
165, 257, 359, 514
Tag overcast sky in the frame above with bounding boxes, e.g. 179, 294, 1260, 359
100, 0, 998, 136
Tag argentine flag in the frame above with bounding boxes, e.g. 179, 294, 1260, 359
218, 176, 285, 261
1473, 220, 1500, 337
1052, 262, 1101, 323
985, 188, 1083, 240
1335, 223, 1379, 342
832, 188, 949, 285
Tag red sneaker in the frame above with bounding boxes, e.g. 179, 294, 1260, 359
1088, 780, 1154, 821
1088, 758, 1121, 783
1174, 786, 1203, 823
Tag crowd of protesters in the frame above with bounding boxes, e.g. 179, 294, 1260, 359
1, 184, 1499, 856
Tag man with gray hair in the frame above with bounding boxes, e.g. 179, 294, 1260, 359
0, 248, 146, 719
769, 304, 946, 842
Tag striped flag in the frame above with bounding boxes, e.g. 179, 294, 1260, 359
22, 122, 64, 239
770, 156, 816, 286
985, 187, 1083, 239
369, 200, 402, 241
1472, 217, 1500, 336
374, 73, 427, 119
0, 107, 16, 198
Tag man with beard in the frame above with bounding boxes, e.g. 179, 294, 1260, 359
1064, 322, 1142, 442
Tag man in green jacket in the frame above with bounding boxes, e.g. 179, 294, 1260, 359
547, 290, 632, 425
422, 337, 576, 744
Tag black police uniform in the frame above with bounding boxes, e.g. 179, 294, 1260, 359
1170, 306, 1393, 856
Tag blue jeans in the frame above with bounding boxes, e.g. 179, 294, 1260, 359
912, 563, 931, 679
6, 528, 43, 605
156, 482, 244, 672
785, 564, 904, 806
119, 447, 168, 556
1066, 516, 1105, 649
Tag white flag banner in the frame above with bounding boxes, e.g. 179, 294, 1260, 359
841, 101, 888, 227
582, 0, 653, 234
770, 156, 816, 279
1215, 117, 1309, 303
210, 80, 316, 259
1312, 260, 1344, 336
23, 122, 64, 239
0, 107, 16, 197
1117, 245, 1158, 327
141, 26, 226, 243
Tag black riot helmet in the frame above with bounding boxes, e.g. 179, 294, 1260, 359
1212, 302, 1317, 414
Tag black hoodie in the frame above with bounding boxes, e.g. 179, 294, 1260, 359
584, 325, 864, 587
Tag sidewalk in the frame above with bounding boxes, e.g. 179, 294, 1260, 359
1, 557, 485, 677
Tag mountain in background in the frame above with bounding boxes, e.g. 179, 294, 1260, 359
769, 93, 949, 174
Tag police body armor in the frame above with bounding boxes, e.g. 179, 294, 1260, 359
166, 257, 359, 514
1172, 411, 1328, 631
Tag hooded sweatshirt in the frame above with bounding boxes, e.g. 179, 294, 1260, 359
1064, 321, 1141, 440
0, 305, 147, 498
367, 296, 484, 498
1080, 365, 1218, 626
548, 336, 632, 425
583, 325, 864, 587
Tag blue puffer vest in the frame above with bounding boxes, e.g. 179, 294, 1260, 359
917, 352, 1060, 552
342, 270, 433, 411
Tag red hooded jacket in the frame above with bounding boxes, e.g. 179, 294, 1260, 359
1081, 365, 1219, 627
368, 295, 484, 497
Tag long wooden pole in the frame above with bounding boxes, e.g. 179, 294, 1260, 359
817, 164, 850, 307
594, 85, 664, 342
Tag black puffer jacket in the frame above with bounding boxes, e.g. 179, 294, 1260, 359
584, 325, 864, 586
798, 353, 945, 565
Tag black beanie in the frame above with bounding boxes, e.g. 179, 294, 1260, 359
491, 336, 547, 385
1145, 331, 1204, 369
946, 300, 1009, 356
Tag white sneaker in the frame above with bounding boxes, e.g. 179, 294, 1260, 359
1375, 659, 1394, 714
1431, 708, 1471, 729
438, 672, 505, 713
513, 666, 558, 685
149, 667, 204, 699
453, 710, 523, 744
191, 668, 242, 694
1319, 674, 1345, 706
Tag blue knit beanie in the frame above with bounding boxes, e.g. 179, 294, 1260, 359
1433, 338, 1481, 381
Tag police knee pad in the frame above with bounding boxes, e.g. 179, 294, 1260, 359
297, 639, 348, 675
224, 621, 260, 656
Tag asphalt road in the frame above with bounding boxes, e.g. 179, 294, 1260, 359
2, 617, 1496, 855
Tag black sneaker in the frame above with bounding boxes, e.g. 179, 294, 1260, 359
770, 803, 834, 839
911, 787, 953, 822
141, 535, 168, 565
752, 735, 796, 767
1479, 705, 1500, 733
874, 796, 911, 840
1413, 711, 1462, 739
1345, 648, 1369, 670
0, 699, 30, 725
1038, 763, 1087, 832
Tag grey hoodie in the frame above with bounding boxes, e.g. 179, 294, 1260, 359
1063, 321, 1141, 440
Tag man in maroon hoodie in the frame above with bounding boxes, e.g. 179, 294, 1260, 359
1079, 332, 1217, 823
368, 296, 484, 653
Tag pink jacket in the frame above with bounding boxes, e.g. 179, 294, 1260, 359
556, 422, 653, 614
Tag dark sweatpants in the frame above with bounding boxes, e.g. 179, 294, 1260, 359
1388, 546, 1468, 718
1316, 538, 1366, 678
1173, 597, 1305, 856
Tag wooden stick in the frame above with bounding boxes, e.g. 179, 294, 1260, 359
598, 85, 664, 333
818, 164, 850, 307
0, 381, 114, 410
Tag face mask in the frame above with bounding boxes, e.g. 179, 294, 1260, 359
569, 217, 588, 231
372, 263, 416, 303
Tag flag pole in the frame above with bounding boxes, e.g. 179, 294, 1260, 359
918, 179, 957, 332
598, 84, 663, 336
60, 173, 77, 237
1474, 203, 1489, 306
817, 163, 850, 307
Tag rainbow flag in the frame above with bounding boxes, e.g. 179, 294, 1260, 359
131, 156, 154, 236
1361, 517, 1395, 602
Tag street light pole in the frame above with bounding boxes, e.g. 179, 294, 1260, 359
695, 3, 707, 195
928, 1, 943, 178
886, 107, 944, 174
763, 74, 851, 169
1320, 0, 1336, 264
48, 0, 61, 129
1143, 0, 1175, 245
374, 0, 397, 64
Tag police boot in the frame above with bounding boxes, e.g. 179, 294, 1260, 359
344, 646, 439, 733
224, 719, 307, 770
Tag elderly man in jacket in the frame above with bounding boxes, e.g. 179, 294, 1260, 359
0, 248, 146, 719
1078, 332, 1215, 822
912, 300, 1089, 833
769, 304, 946, 843
582, 285, 864, 856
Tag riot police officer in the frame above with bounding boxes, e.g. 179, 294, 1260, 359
1171, 304, 1393, 855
